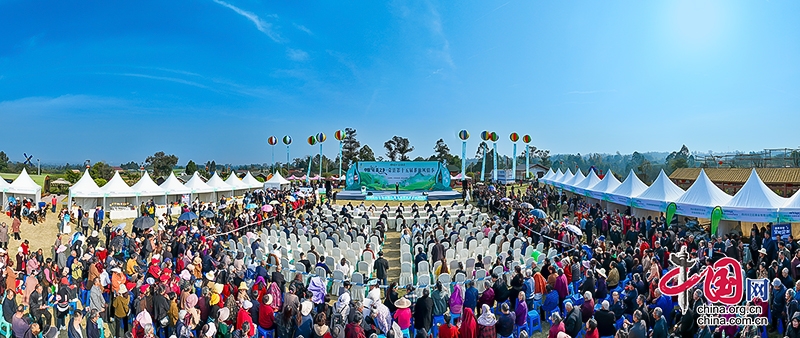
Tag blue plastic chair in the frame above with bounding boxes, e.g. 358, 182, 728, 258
527, 310, 543, 333
0, 315, 12, 338
546, 309, 560, 326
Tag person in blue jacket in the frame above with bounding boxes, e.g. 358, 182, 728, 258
542, 285, 560, 316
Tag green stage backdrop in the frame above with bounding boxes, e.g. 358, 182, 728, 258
345, 161, 452, 191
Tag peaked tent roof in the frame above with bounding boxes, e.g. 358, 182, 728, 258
224, 173, 250, 190
241, 172, 262, 189
631, 170, 685, 211
9, 168, 42, 194
675, 169, 732, 207
69, 169, 103, 197
100, 172, 136, 197
573, 170, 602, 195
722, 169, 787, 222
264, 171, 291, 188
675, 169, 732, 218
131, 171, 165, 196
589, 170, 622, 194
160, 172, 191, 195
555, 169, 574, 188
0, 173, 10, 191
635, 170, 685, 202
184, 172, 215, 193
727, 169, 787, 208
563, 169, 586, 188
206, 172, 233, 191
607, 170, 649, 205
541, 169, 556, 182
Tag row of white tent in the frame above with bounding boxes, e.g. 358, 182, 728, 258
539, 167, 800, 224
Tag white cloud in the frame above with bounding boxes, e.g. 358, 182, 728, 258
293, 23, 313, 35
286, 48, 309, 62
211, 0, 282, 43
111, 73, 212, 90
425, 1, 455, 69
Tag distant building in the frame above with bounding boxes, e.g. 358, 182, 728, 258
669, 167, 800, 197
515, 164, 550, 180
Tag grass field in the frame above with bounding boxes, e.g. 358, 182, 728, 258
0, 172, 63, 188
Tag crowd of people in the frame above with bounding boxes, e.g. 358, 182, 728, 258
0, 177, 787, 338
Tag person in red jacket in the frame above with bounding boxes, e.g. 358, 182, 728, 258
237, 300, 256, 337
258, 295, 275, 331
439, 313, 460, 338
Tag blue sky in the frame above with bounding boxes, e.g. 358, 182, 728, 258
1, 0, 798, 165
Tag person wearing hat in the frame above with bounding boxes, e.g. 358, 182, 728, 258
113, 284, 130, 337
258, 294, 275, 334
393, 297, 412, 333
771, 277, 788, 332
238, 300, 256, 338
297, 300, 314, 338
366, 279, 381, 303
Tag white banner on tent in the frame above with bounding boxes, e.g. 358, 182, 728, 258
676, 204, 714, 218
632, 198, 667, 212
607, 194, 631, 206
587, 191, 604, 200
722, 207, 779, 222
779, 211, 800, 223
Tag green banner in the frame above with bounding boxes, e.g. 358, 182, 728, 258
345, 161, 452, 191
710, 206, 723, 235
665, 202, 677, 227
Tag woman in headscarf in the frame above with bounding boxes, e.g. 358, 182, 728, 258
450, 284, 464, 318
460, 307, 477, 338
476, 304, 497, 338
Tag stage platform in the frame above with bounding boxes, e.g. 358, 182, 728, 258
336, 190, 462, 201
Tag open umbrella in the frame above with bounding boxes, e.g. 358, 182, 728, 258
261, 204, 273, 212
178, 212, 198, 221
114, 223, 127, 231
217, 205, 227, 210
519, 202, 533, 209
199, 210, 215, 218
286, 196, 296, 202
500, 197, 511, 202
245, 203, 258, 210
530, 209, 547, 219
269, 200, 280, 205
133, 216, 155, 230
565, 224, 582, 236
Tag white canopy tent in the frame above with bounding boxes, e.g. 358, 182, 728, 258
100, 172, 138, 219
552, 169, 572, 189
225, 173, 251, 197
69, 169, 103, 211
541, 169, 556, 183
674, 169, 732, 219
572, 170, 602, 197
780, 190, 800, 223
549, 169, 565, 187
587, 170, 622, 201
264, 172, 291, 190
161, 172, 192, 205
8, 169, 42, 203
131, 171, 167, 207
607, 170, 649, 207
563, 170, 586, 193
184, 172, 216, 203
241, 172, 263, 189
722, 169, 787, 222
207, 173, 233, 200
631, 170, 685, 213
